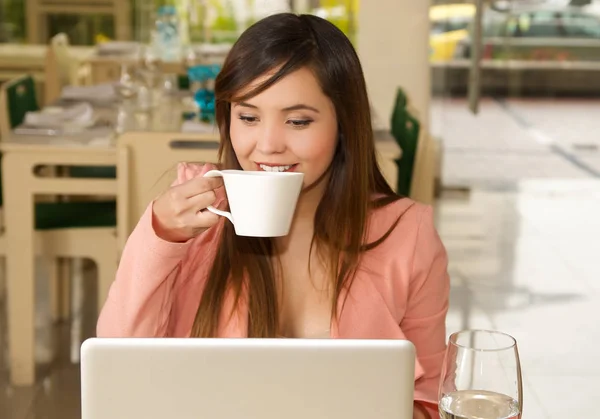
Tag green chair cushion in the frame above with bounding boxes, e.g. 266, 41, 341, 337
35, 200, 116, 230
178, 75, 190, 90
6, 76, 39, 128
68, 166, 117, 178
390, 87, 420, 197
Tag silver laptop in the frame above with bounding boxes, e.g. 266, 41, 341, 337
81, 338, 416, 419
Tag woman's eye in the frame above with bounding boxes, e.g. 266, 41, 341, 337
239, 115, 258, 124
287, 119, 313, 128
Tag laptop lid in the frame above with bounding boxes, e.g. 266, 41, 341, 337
81, 338, 416, 419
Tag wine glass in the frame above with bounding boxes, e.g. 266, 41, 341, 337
113, 64, 139, 101
113, 64, 139, 133
438, 330, 523, 419
137, 45, 162, 106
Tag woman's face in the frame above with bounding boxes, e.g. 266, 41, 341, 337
229, 67, 338, 188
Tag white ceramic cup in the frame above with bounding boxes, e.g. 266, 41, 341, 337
202, 169, 304, 237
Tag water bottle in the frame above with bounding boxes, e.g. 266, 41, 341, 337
188, 65, 221, 123
154, 5, 181, 62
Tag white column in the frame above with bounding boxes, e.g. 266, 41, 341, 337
357, 0, 431, 129
357, 0, 437, 204
253, 0, 292, 18
292, 0, 311, 14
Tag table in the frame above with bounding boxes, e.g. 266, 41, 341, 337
1, 98, 400, 386
0, 43, 231, 81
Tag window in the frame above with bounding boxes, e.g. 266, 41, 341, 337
563, 13, 600, 39
431, 17, 470, 35
507, 11, 564, 38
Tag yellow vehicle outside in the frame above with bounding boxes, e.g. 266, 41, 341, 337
429, 4, 475, 61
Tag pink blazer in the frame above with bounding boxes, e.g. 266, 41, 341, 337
97, 163, 450, 416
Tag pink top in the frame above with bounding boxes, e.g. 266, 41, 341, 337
97, 163, 450, 417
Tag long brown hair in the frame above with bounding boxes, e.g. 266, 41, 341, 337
191, 13, 404, 337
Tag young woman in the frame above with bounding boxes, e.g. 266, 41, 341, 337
98, 13, 449, 419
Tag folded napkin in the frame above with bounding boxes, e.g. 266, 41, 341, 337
60, 83, 117, 103
24, 102, 96, 129
181, 120, 218, 134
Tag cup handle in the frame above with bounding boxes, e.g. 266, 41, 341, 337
202, 170, 233, 224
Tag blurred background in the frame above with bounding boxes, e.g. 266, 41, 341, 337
0, 0, 599, 417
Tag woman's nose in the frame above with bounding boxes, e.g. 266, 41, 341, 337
255, 122, 286, 154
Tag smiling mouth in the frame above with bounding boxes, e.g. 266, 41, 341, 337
256, 163, 298, 173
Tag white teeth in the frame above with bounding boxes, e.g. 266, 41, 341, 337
259, 164, 293, 172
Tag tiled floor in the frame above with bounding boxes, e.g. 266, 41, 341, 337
434, 97, 600, 418
1, 97, 599, 418
0, 261, 97, 418
433, 97, 600, 187
438, 180, 600, 419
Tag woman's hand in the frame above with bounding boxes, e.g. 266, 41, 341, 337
152, 176, 224, 242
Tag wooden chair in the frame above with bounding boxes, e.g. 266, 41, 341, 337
390, 87, 420, 198
25, 0, 132, 44
44, 33, 91, 105
44, 37, 117, 179
0, 75, 118, 385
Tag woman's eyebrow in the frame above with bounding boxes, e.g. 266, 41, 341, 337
234, 102, 258, 109
233, 102, 320, 113
281, 104, 320, 113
